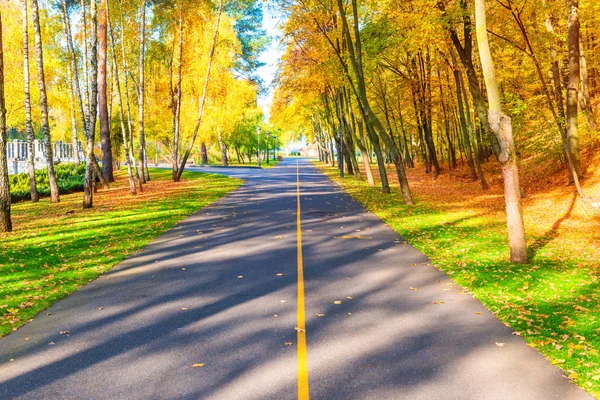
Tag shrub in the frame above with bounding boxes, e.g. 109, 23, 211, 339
9, 163, 87, 203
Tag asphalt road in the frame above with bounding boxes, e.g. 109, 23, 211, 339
0, 158, 593, 400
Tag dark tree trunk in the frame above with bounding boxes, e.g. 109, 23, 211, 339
82, 0, 98, 208
98, 0, 114, 182
201, 142, 208, 164
0, 11, 12, 232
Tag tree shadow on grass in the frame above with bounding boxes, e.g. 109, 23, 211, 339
528, 192, 577, 260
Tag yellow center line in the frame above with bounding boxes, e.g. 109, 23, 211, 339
296, 160, 310, 400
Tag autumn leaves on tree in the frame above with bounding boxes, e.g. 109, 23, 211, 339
0, 0, 266, 231
272, 0, 598, 263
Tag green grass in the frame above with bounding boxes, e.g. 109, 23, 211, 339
0, 168, 242, 337
316, 162, 600, 398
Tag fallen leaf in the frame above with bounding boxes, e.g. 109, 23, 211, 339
181, 268, 186, 271
181, 308, 188, 310
285, 342, 293, 346
432, 300, 445, 305
410, 287, 418, 291
495, 342, 507, 347
192, 363, 205, 368
475, 312, 482, 315
280, 300, 287, 303
333, 300, 342, 304
295, 327, 305, 332
346, 296, 353, 299
60, 331, 70, 335
237, 275, 243, 279
316, 313, 325, 317
276, 273, 283, 276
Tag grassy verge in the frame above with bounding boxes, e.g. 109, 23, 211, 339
0, 168, 242, 337
315, 162, 599, 398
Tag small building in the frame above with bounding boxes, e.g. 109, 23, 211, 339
301, 141, 319, 158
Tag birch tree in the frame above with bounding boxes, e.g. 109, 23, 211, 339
22, 0, 38, 202
474, 0, 527, 263
82, 0, 99, 208
176, 0, 224, 181
31, 0, 59, 203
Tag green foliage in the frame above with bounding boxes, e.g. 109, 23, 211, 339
9, 163, 87, 203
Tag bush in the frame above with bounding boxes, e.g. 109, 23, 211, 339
10, 163, 87, 203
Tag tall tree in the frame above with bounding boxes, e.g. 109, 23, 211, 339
171, 0, 184, 181
61, 0, 85, 167
31, 0, 59, 203
566, 0, 582, 181
98, 0, 114, 182
176, 0, 224, 181
108, 0, 137, 194
474, 0, 527, 263
82, 0, 99, 208
138, 0, 148, 182
0, 10, 11, 232
22, 0, 38, 202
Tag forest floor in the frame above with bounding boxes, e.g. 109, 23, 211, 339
0, 168, 242, 338
315, 150, 600, 397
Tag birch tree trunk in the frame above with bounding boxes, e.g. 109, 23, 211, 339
138, 1, 148, 182
566, 0, 582, 181
83, 0, 99, 209
22, 0, 38, 202
80, 0, 91, 118
107, 1, 137, 194
474, 0, 527, 263
0, 11, 11, 232
119, 7, 142, 191
32, 0, 59, 203
98, 0, 114, 182
61, 0, 87, 161
176, 0, 224, 181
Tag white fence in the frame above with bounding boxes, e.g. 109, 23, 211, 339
6, 139, 84, 175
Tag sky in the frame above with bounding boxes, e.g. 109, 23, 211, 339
256, 2, 285, 122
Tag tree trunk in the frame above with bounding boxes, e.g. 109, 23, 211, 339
201, 142, 208, 164
22, 0, 38, 202
138, 1, 148, 183
83, 0, 99, 209
475, 0, 527, 263
0, 12, 11, 232
98, 0, 113, 182
61, 0, 86, 166
107, 0, 137, 194
119, 6, 141, 191
566, 0, 582, 181
578, 37, 596, 131
32, 0, 59, 203
218, 128, 228, 166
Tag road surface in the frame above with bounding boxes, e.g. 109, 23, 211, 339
0, 158, 592, 399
